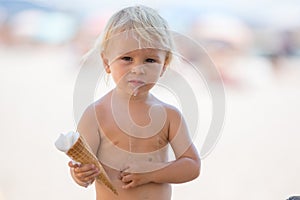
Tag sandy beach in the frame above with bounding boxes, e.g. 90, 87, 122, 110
0, 46, 299, 200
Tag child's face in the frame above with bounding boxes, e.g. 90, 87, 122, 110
103, 36, 168, 95
110, 48, 167, 95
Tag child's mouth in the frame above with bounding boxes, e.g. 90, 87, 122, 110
128, 79, 145, 87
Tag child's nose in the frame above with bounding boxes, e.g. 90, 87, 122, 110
131, 64, 145, 74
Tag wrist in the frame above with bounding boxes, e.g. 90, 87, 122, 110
147, 170, 159, 184
147, 161, 173, 184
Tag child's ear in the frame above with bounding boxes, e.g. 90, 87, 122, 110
101, 52, 111, 73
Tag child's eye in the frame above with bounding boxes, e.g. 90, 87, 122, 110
121, 57, 133, 61
145, 58, 156, 63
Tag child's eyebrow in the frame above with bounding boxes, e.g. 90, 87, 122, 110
144, 50, 164, 56
146, 54, 160, 58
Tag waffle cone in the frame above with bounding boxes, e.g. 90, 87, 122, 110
67, 136, 118, 195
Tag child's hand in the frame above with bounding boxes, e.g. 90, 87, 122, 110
119, 169, 151, 189
68, 161, 100, 187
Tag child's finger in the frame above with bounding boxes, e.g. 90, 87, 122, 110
119, 166, 130, 178
68, 161, 75, 167
120, 171, 130, 178
121, 174, 133, 183
74, 164, 96, 173
68, 161, 81, 168
78, 169, 100, 183
122, 180, 135, 189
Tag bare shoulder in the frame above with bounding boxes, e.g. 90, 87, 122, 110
77, 94, 111, 133
151, 95, 183, 122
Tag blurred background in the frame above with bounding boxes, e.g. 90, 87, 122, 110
0, 0, 300, 199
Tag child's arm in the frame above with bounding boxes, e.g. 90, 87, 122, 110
69, 104, 101, 187
120, 107, 200, 189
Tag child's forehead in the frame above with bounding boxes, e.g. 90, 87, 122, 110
104, 32, 167, 60
122, 48, 164, 56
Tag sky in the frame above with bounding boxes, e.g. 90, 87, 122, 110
2, 0, 300, 32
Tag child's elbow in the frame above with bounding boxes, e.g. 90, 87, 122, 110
187, 158, 201, 181
193, 158, 201, 179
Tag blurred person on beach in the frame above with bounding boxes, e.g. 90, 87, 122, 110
189, 14, 273, 88
68, 5, 200, 200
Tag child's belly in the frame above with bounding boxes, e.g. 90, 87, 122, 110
95, 166, 172, 200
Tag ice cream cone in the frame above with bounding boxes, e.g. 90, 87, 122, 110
67, 135, 118, 195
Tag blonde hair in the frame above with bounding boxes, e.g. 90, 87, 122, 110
100, 5, 175, 65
